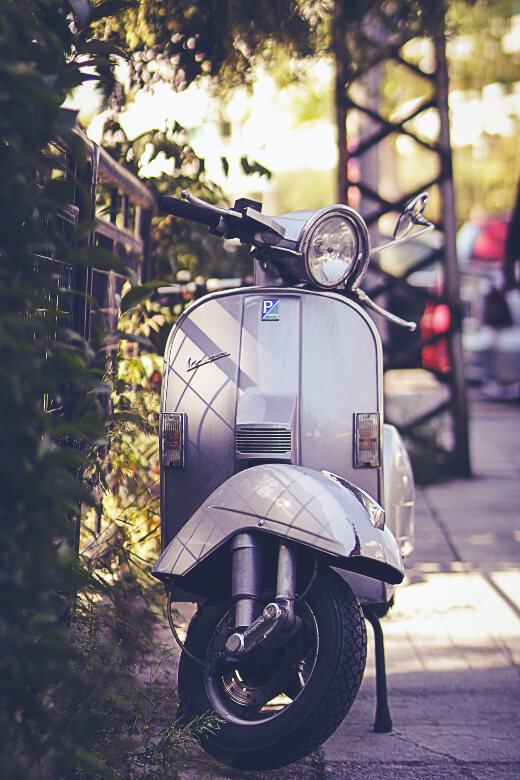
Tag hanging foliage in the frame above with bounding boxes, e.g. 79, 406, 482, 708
0, 1, 187, 775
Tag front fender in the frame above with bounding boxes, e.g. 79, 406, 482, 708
152, 464, 404, 585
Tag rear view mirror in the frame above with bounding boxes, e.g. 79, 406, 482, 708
394, 192, 430, 239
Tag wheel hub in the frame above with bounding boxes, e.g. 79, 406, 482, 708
204, 602, 318, 721
222, 668, 282, 709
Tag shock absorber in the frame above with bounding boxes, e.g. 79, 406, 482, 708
230, 532, 262, 630
226, 538, 300, 657
275, 542, 297, 626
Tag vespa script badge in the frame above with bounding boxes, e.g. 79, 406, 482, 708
186, 352, 230, 372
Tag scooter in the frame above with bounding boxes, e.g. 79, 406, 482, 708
153, 190, 433, 770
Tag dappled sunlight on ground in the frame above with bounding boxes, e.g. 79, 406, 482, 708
367, 569, 520, 680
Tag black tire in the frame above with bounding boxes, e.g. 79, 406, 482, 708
177, 567, 367, 770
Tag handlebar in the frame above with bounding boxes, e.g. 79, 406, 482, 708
158, 191, 286, 246
158, 195, 222, 229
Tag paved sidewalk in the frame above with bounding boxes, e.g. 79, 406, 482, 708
320, 397, 520, 778
177, 397, 520, 779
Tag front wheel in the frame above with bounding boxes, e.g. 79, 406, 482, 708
177, 568, 367, 770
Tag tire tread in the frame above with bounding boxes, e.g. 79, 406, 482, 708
179, 567, 367, 770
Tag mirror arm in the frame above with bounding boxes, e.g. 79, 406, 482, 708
355, 289, 417, 332
370, 222, 434, 256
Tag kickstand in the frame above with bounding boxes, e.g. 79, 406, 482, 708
363, 607, 392, 733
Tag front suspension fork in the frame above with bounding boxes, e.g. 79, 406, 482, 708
227, 532, 299, 657
230, 532, 262, 629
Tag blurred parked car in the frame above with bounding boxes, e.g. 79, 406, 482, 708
379, 231, 445, 371
380, 213, 520, 397
457, 214, 520, 398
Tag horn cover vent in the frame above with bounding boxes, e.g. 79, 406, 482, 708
236, 427, 292, 457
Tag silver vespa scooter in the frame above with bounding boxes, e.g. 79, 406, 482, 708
153, 191, 433, 770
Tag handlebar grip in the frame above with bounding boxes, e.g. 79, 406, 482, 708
158, 195, 221, 229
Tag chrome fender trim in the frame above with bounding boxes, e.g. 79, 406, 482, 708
152, 464, 404, 585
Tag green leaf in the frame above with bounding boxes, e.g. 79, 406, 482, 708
89, 0, 137, 23
76, 38, 132, 61
66, 246, 132, 278
120, 281, 166, 313
103, 331, 154, 348
240, 157, 272, 179
74, 219, 99, 241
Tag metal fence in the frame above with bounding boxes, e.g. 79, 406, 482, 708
40, 126, 154, 348
39, 127, 155, 542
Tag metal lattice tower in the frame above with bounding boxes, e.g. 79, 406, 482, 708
336, 10, 471, 476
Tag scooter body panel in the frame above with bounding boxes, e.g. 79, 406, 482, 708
161, 289, 382, 531
153, 463, 404, 585
383, 424, 415, 558
159, 286, 411, 599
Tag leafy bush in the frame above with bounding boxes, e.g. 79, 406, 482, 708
0, 1, 190, 776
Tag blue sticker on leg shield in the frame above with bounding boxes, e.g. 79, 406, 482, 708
262, 299, 280, 321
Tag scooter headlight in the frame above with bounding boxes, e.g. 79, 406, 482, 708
298, 205, 370, 289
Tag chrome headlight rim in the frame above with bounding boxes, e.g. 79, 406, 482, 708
297, 204, 370, 290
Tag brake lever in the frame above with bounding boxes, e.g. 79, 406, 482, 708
355, 289, 417, 332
